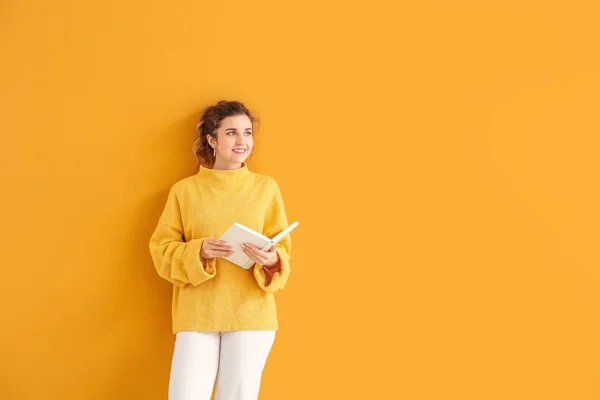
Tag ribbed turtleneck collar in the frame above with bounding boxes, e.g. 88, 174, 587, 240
196, 162, 251, 184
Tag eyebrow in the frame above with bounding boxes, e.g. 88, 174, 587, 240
225, 128, 252, 131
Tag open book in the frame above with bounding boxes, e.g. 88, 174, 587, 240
219, 221, 300, 269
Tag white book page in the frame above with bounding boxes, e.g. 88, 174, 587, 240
219, 221, 300, 269
261, 221, 300, 251
219, 223, 270, 269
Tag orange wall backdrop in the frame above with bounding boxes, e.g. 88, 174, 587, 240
1, 1, 599, 399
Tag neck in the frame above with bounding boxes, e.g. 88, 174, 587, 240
212, 159, 244, 170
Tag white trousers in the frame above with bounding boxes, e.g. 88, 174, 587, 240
168, 330, 277, 400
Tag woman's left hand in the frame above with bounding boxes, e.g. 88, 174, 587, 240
241, 243, 280, 268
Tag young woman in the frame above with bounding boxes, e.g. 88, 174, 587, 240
149, 100, 293, 400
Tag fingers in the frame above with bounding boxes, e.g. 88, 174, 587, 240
210, 249, 234, 257
242, 244, 271, 265
244, 251, 263, 265
246, 244, 275, 256
205, 239, 232, 250
202, 239, 275, 263
243, 243, 265, 253
203, 239, 233, 258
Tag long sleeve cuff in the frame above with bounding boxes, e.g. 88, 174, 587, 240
253, 245, 290, 292
181, 238, 217, 286
262, 261, 281, 286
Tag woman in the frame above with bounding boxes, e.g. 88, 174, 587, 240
149, 100, 293, 400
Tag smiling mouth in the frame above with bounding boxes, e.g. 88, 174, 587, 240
232, 149, 247, 154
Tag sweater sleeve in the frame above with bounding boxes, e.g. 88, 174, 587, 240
149, 185, 217, 288
253, 180, 292, 292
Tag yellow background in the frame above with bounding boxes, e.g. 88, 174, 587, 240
1, 1, 599, 399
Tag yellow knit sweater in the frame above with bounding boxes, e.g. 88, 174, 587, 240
148, 163, 292, 333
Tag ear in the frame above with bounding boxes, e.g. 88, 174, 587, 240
207, 134, 216, 149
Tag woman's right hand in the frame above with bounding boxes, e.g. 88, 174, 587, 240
200, 239, 234, 260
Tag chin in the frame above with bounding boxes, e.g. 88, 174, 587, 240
227, 157, 248, 164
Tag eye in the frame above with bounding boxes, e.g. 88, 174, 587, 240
245, 131, 252, 136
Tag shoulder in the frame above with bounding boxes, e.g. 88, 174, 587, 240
250, 171, 281, 192
168, 174, 198, 196
250, 172, 286, 208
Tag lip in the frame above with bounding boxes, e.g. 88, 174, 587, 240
232, 148, 247, 152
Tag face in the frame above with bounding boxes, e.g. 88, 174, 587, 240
208, 114, 254, 169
